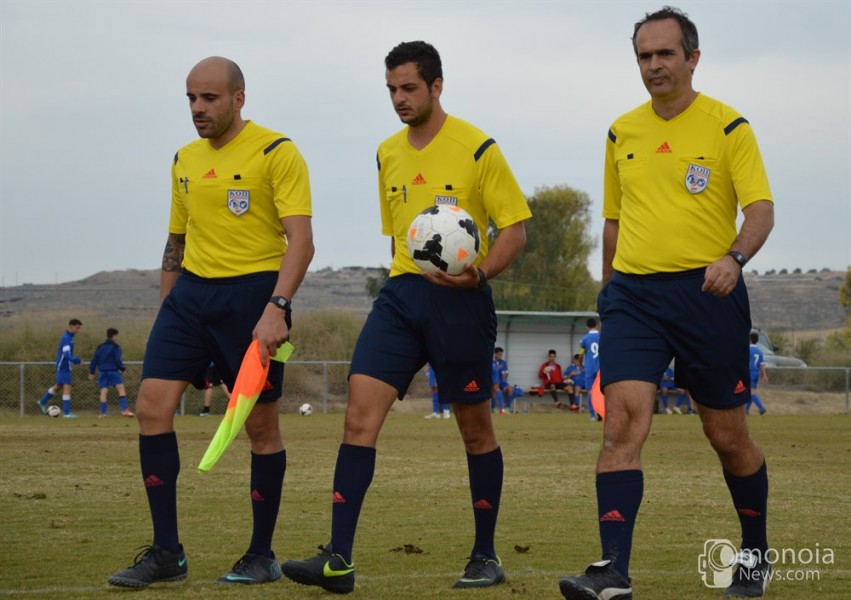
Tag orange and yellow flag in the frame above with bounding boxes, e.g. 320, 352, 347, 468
590, 371, 606, 421
198, 340, 294, 472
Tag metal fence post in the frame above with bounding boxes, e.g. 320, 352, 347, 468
846, 368, 849, 415
322, 363, 329, 414
19, 363, 25, 417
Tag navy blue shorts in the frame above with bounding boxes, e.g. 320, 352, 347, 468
350, 274, 496, 403
98, 371, 124, 388
597, 269, 751, 410
142, 270, 287, 403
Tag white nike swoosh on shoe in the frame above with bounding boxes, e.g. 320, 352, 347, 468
591, 586, 632, 600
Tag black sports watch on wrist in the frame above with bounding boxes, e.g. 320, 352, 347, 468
269, 295, 292, 311
726, 251, 748, 268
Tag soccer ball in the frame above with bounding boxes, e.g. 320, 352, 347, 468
406, 205, 480, 275
298, 403, 314, 416
47, 405, 61, 418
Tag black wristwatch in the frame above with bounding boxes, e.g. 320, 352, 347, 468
269, 295, 292, 311
726, 251, 748, 268
476, 268, 488, 289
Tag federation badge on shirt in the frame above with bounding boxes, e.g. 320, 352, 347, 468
227, 190, 250, 216
685, 163, 711, 195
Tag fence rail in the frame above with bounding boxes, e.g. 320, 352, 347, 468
0, 362, 848, 417
0, 361, 392, 418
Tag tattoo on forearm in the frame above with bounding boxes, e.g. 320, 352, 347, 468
162, 234, 185, 272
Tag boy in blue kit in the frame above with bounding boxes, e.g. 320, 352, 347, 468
424, 363, 450, 419
89, 328, 134, 418
564, 354, 585, 413
747, 332, 768, 415
658, 366, 676, 413
492, 347, 511, 414
579, 318, 601, 420
37, 318, 84, 418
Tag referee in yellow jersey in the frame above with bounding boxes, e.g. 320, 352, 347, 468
283, 41, 531, 593
109, 56, 314, 588
559, 8, 774, 600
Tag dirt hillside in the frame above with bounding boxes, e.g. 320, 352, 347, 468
0, 268, 846, 333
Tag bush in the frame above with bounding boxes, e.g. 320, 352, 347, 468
292, 310, 365, 360
0, 309, 364, 364
795, 338, 820, 365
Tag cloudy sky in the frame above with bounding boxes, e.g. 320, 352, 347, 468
1, 0, 849, 286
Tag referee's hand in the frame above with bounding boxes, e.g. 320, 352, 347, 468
702, 256, 740, 297
421, 263, 481, 288
253, 305, 291, 366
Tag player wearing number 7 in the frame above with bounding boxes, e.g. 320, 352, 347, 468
36, 318, 84, 418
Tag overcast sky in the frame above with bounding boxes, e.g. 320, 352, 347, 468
1, 0, 849, 286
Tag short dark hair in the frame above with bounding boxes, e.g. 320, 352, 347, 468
548, 349, 557, 355
750, 332, 759, 344
107, 328, 119, 338
69, 318, 82, 326
586, 318, 598, 328
494, 347, 504, 353
632, 6, 699, 58
573, 353, 580, 360
385, 41, 443, 88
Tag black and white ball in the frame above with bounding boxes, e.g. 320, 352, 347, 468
298, 403, 314, 416
406, 205, 480, 275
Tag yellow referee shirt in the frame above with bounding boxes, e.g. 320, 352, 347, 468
604, 94, 773, 274
378, 115, 531, 277
170, 121, 312, 278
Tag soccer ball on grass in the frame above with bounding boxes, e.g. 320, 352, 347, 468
47, 405, 61, 418
406, 205, 480, 275
298, 403, 314, 416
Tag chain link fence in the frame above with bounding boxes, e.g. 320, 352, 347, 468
0, 362, 847, 418
0, 361, 435, 418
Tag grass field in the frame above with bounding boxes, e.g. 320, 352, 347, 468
1, 410, 848, 599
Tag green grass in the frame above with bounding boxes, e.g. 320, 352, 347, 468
1, 412, 849, 599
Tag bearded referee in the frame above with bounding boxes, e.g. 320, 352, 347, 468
282, 41, 531, 593
108, 56, 314, 588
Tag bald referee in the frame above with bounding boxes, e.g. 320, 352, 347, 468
108, 56, 314, 588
